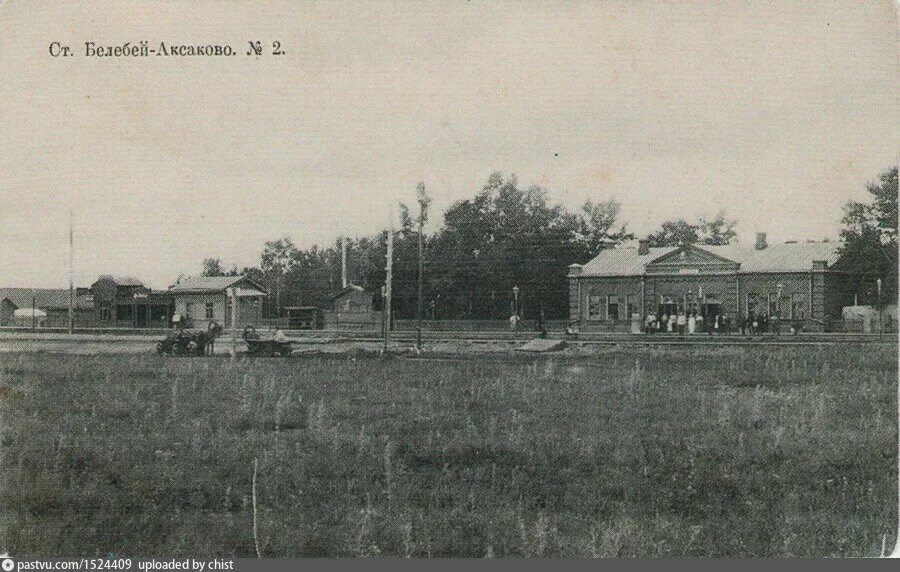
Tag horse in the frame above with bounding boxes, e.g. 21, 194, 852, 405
200, 321, 224, 356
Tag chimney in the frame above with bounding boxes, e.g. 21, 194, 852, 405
638, 239, 650, 256
755, 232, 768, 250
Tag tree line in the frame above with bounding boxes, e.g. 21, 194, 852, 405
199, 167, 897, 320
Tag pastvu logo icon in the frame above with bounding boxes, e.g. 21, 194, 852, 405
1, 557, 14, 572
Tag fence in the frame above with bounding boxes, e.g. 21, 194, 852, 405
323, 310, 383, 331
830, 317, 894, 334
392, 319, 569, 332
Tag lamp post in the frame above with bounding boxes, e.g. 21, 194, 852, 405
877, 278, 882, 341
512, 285, 519, 317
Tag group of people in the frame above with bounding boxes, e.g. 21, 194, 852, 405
644, 309, 720, 335
643, 309, 796, 335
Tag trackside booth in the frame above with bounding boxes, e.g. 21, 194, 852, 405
168, 276, 268, 330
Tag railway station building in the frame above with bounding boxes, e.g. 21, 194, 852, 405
567, 233, 870, 332
168, 275, 267, 330
89, 275, 173, 328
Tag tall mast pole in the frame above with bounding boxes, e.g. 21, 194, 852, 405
341, 237, 348, 289
416, 202, 425, 350
68, 209, 74, 334
414, 182, 430, 351
383, 206, 394, 353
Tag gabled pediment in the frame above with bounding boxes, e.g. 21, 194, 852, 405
646, 244, 740, 274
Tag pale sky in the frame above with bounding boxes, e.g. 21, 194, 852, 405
0, 0, 896, 289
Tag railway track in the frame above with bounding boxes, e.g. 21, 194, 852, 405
287, 329, 893, 346
1, 329, 893, 348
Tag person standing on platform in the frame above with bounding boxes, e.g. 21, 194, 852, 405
677, 311, 687, 334
687, 311, 696, 334
645, 310, 656, 334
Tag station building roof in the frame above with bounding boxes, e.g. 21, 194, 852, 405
577, 241, 843, 277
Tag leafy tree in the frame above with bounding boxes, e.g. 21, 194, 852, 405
426, 172, 591, 319
416, 182, 432, 227
201, 258, 226, 277
575, 199, 634, 255
837, 166, 898, 300
647, 219, 699, 247
237, 173, 631, 321
698, 211, 738, 245
258, 238, 301, 313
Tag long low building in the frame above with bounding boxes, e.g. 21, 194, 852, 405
0, 288, 95, 327
567, 233, 871, 332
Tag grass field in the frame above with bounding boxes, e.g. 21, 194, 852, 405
0, 345, 896, 557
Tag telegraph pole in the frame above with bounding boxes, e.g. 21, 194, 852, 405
383, 206, 394, 353
68, 209, 74, 335
230, 286, 238, 357
416, 213, 424, 349
341, 237, 348, 289
415, 183, 429, 350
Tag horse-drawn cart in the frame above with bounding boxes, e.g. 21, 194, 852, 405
157, 322, 223, 356
243, 325, 292, 356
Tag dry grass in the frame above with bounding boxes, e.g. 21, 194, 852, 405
0, 344, 896, 557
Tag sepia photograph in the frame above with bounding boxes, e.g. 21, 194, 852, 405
0, 0, 897, 562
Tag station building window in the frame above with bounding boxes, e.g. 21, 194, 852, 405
768, 293, 779, 317
607, 295, 620, 321
791, 293, 805, 319
205, 302, 214, 319
588, 291, 603, 320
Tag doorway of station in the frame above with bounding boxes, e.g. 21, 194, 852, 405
135, 305, 148, 328
701, 294, 722, 325
658, 296, 678, 319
